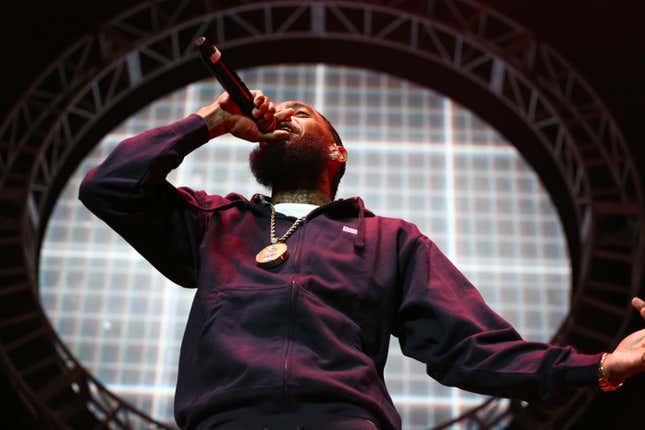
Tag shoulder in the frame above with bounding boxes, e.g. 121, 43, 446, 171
362, 213, 432, 259
366, 212, 425, 237
174, 188, 251, 212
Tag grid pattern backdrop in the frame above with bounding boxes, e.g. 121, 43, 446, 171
39, 65, 570, 429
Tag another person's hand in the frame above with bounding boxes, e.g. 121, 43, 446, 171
603, 297, 645, 384
196, 90, 290, 142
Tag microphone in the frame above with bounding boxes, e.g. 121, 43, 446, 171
195, 36, 275, 132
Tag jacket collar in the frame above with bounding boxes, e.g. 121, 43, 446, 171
205, 193, 370, 251
250, 193, 370, 250
250, 193, 372, 216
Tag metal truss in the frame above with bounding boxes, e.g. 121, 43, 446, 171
0, 1, 642, 429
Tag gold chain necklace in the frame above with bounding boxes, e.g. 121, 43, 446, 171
255, 204, 306, 268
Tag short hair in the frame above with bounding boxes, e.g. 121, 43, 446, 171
319, 114, 345, 200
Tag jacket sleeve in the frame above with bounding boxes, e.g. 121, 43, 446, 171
394, 234, 601, 403
79, 114, 212, 288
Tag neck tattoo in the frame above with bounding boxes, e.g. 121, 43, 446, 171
271, 189, 330, 205
255, 204, 306, 269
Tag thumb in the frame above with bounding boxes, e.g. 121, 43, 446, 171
217, 91, 242, 115
633, 297, 645, 319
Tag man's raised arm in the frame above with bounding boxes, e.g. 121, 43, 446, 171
78, 90, 287, 287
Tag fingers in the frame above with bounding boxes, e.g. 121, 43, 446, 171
216, 89, 267, 116
226, 89, 292, 139
251, 91, 273, 120
258, 103, 276, 132
252, 94, 270, 117
251, 92, 279, 132
274, 108, 295, 122
633, 297, 645, 319
261, 129, 290, 143
250, 89, 265, 101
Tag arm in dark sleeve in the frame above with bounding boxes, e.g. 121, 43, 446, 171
394, 234, 601, 403
78, 114, 212, 288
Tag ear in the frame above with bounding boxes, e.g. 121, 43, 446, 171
329, 145, 347, 163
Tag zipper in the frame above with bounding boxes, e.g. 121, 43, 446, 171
282, 278, 296, 398
282, 224, 305, 398
292, 222, 305, 271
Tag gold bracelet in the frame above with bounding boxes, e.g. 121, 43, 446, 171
598, 352, 624, 392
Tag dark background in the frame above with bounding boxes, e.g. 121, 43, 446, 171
1, 1, 643, 428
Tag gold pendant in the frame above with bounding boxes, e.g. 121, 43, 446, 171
256, 242, 288, 269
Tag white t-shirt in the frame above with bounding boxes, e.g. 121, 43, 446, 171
274, 203, 318, 219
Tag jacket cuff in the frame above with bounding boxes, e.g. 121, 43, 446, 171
171, 114, 211, 156
563, 352, 603, 387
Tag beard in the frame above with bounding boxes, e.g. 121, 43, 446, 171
249, 135, 328, 191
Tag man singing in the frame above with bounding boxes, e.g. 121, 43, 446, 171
79, 90, 645, 430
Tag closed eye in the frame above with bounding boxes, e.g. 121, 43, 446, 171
294, 110, 310, 117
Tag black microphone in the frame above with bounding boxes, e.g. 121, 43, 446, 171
195, 36, 275, 132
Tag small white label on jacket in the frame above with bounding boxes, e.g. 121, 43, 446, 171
342, 225, 358, 235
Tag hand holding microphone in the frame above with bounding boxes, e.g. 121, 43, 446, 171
195, 36, 283, 140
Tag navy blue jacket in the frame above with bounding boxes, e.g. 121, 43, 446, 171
79, 114, 602, 430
